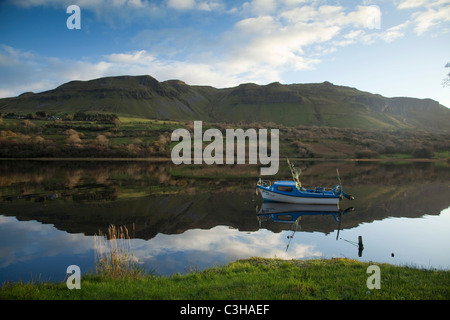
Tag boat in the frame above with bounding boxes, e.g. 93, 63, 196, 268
256, 159, 354, 205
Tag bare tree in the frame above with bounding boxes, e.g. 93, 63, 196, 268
443, 62, 450, 87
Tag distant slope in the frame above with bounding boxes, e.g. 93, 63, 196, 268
1, 75, 449, 131
0, 76, 212, 120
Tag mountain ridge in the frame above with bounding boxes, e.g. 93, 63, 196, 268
1, 75, 449, 131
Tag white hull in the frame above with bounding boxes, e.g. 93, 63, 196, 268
259, 188, 339, 205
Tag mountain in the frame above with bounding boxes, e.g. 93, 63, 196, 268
1, 75, 449, 131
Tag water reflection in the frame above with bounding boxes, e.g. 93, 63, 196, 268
256, 202, 357, 254
0, 160, 449, 282
256, 202, 351, 224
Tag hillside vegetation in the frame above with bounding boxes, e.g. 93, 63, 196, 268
0, 115, 449, 160
1, 75, 449, 160
1, 75, 449, 131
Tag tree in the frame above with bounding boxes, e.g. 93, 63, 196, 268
66, 134, 82, 145
35, 111, 47, 119
413, 146, 434, 159
443, 62, 450, 87
113, 117, 121, 128
94, 134, 109, 146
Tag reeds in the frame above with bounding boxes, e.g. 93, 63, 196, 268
94, 224, 144, 279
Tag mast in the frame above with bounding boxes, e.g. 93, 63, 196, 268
287, 158, 301, 188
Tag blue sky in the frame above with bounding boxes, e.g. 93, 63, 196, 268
0, 0, 449, 108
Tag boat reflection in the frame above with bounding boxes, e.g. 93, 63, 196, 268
256, 202, 355, 252
257, 202, 353, 222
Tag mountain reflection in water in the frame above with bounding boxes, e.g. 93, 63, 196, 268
0, 159, 449, 282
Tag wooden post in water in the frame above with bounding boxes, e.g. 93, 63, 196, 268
358, 236, 364, 257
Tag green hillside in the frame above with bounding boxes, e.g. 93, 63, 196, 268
1, 75, 449, 131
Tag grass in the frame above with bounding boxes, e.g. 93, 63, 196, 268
94, 224, 144, 279
434, 151, 450, 159
1, 258, 449, 300
379, 153, 413, 159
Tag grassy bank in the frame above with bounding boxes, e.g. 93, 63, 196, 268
1, 258, 449, 300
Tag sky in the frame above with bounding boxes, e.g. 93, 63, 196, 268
0, 0, 449, 108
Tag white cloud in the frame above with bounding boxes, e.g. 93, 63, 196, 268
246, 0, 278, 15
396, 0, 450, 35
381, 21, 411, 42
197, 1, 222, 11
167, 0, 196, 10
215, 3, 389, 80
281, 0, 308, 7
108, 50, 155, 64
397, 0, 434, 9
352, 20, 411, 44
131, 226, 322, 266
412, 5, 450, 35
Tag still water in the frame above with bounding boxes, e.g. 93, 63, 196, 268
0, 160, 449, 283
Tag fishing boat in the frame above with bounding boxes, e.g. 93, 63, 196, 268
256, 159, 354, 205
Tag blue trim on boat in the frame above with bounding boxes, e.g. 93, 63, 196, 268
257, 181, 340, 199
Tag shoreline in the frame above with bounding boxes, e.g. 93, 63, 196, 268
1, 257, 449, 300
0, 157, 447, 162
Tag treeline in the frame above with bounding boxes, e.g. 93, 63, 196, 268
2, 111, 61, 120
0, 111, 120, 124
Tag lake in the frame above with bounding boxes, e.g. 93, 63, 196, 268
0, 159, 449, 283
